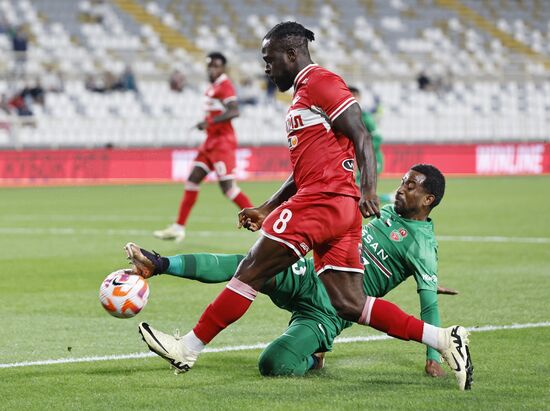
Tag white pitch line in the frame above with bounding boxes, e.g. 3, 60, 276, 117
0, 227, 549, 244
1, 321, 549, 370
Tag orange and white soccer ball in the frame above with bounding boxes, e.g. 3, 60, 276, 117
99, 269, 149, 318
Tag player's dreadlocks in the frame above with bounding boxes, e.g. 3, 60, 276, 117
264, 21, 315, 51
411, 164, 446, 208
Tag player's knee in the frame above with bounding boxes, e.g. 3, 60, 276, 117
258, 343, 297, 377
184, 181, 201, 191
223, 184, 240, 200
332, 299, 362, 322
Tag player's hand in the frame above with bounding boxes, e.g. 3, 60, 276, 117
238, 207, 268, 232
437, 285, 459, 295
425, 359, 446, 377
359, 191, 381, 219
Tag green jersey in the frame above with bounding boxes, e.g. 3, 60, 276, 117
264, 205, 439, 355
362, 205, 438, 296
168, 204, 441, 359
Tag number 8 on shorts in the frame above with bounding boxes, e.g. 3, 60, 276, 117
273, 209, 293, 234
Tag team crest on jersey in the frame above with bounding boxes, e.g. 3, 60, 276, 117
390, 230, 403, 242
288, 135, 299, 150
342, 159, 354, 172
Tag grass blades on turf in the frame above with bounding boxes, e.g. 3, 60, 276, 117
1, 176, 549, 410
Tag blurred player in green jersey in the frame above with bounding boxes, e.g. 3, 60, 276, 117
126, 164, 473, 389
348, 86, 393, 204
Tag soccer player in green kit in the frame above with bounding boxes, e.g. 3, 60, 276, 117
126, 164, 473, 389
348, 86, 393, 204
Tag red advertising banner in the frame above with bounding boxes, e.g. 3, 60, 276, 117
0, 142, 548, 185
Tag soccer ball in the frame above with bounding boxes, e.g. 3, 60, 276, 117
99, 269, 149, 318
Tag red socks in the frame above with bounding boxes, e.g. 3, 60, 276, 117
193, 277, 257, 344
232, 191, 253, 209
360, 297, 424, 343
176, 189, 199, 226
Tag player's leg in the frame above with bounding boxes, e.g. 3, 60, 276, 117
315, 202, 473, 390
124, 242, 243, 282
258, 320, 325, 376
212, 152, 253, 209
219, 178, 253, 209
138, 235, 299, 373
318, 271, 472, 389
154, 159, 209, 242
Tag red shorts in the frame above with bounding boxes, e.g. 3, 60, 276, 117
193, 147, 236, 180
261, 192, 363, 275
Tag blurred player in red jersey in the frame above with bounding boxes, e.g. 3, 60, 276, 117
154, 52, 253, 242
136, 22, 472, 390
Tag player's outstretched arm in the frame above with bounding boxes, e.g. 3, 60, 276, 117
238, 174, 297, 231
418, 289, 446, 376
332, 104, 380, 218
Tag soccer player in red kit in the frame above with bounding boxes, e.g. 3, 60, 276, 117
136, 22, 472, 390
154, 52, 253, 242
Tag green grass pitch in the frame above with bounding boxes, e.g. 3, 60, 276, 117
1, 175, 549, 410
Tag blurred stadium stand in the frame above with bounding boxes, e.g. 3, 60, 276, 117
0, 0, 548, 148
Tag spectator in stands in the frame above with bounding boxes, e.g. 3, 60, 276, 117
169, 69, 186, 93
417, 71, 432, 91
11, 25, 28, 77
237, 77, 259, 106
0, 16, 10, 34
120, 65, 138, 93
21, 79, 45, 106
8, 92, 33, 117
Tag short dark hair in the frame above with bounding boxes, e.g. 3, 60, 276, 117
207, 51, 227, 66
348, 85, 360, 94
411, 164, 446, 208
264, 21, 315, 51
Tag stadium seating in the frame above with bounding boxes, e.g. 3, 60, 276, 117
0, 0, 547, 148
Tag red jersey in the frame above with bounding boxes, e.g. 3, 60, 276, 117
286, 64, 360, 198
202, 73, 237, 151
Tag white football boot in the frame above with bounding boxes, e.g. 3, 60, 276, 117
138, 322, 200, 374
438, 325, 474, 390
153, 224, 185, 242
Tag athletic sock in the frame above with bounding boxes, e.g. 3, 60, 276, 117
166, 254, 244, 282
193, 277, 257, 344
225, 186, 253, 209
422, 323, 444, 350
176, 188, 199, 226
358, 297, 424, 343
232, 191, 253, 209
307, 355, 317, 370
182, 330, 205, 352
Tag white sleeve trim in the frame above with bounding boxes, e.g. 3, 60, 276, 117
329, 97, 357, 122
222, 96, 238, 104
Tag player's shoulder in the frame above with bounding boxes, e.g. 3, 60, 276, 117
307, 65, 345, 86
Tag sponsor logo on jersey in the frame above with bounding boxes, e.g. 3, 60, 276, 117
287, 135, 299, 150
286, 113, 304, 134
300, 242, 310, 253
342, 159, 354, 172
399, 228, 408, 238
